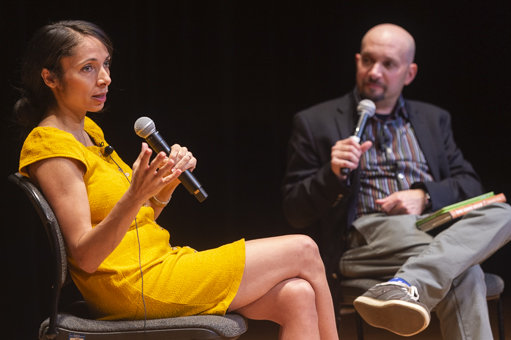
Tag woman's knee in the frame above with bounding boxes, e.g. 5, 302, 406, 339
279, 278, 317, 316
291, 235, 325, 274
285, 235, 320, 258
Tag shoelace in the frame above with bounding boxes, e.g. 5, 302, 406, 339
376, 281, 420, 301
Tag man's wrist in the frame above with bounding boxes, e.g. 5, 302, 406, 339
412, 182, 432, 212
423, 190, 432, 211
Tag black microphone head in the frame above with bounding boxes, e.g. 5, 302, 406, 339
103, 145, 114, 156
357, 99, 376, 117
134, 117, 156, 138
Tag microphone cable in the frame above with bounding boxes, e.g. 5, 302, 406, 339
103, 145, 148, 337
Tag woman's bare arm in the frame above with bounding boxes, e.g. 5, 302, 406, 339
29, 143, 182, 273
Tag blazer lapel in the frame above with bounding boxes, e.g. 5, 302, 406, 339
335, 94, 358, 139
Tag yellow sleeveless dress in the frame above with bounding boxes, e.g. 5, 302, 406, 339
19, 117, 245, 321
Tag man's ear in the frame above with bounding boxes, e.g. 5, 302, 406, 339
41, 68, 59, 88
404, 63, 418, 86
355, 53, 361, 64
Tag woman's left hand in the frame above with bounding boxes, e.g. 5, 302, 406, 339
166, 144, 197, 176
154, 144, 197, 191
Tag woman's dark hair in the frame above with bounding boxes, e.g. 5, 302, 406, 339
13, 20, 113, 140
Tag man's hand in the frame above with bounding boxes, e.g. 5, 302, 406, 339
331, 137, 372, 181
376, 189, 427, 215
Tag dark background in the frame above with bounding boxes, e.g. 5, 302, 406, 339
2, 1, 511, 339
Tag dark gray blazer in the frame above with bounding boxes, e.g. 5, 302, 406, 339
282, 91, 484, 288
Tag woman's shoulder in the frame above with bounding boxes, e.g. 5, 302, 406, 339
19, 126, 88, 177
24, 125, 80, 148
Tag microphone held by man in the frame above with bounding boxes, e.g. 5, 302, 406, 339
340, 99, 376, 176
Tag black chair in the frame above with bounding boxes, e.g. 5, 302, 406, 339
338, 274, 505, 340
8, 172, 248, 340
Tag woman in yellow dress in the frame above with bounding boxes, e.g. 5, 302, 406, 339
15, 20, 339, 340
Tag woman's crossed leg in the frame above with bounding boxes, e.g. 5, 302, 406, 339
229, 235, 339, 340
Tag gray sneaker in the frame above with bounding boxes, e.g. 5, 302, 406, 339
353, 281, 430, 337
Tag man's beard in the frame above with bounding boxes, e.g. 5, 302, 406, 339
360, 81, 386, 102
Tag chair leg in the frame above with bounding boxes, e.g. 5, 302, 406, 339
496, 297, 505, 340
355, 311, 364, 340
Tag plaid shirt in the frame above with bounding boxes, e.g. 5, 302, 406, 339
354, 91, 434, 218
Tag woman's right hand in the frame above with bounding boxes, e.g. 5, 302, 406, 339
128, 142, 183, 204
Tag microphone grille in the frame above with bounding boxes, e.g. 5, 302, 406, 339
357, 99, 376, 117
134, 117, 156, 138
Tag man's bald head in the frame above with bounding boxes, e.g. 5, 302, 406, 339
361, 24, 416, 64
355, 24, 418, 113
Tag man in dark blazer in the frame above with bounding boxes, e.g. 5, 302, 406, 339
283, 23, 511, 338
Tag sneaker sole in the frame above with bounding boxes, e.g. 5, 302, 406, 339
354, 296, 430, 337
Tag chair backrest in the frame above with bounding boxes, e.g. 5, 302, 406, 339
8, 172, 67, 337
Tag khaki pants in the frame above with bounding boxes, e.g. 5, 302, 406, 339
340, 203, 511, 340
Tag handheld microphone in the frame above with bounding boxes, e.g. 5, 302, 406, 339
340, 99, 376, 176
134, 117, 208, 202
